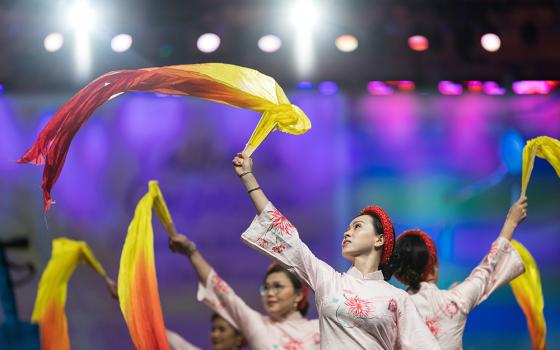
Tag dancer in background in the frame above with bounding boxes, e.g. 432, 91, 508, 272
168, 231, 320, 349
233, 153, 440, 349
392, 196, 527, 349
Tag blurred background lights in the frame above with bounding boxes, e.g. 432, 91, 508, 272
111, 34, 133, 53
258, 35, 282, 53
197, 33, 221, 53
408, 35, 429, 51
335, 34, 358, 52
44, 32, 64, 52
481, 33, 501, 52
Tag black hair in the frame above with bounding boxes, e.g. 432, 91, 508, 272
392, 234, 431, 290
211, 313, 242, 336
263, 264, 309, 316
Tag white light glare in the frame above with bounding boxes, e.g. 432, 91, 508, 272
44, 33, 64, 52
258, 35, 282, 53
111, 34, 133, 53
67, 0, 96, 30
481, 33, 501, 52
290, 0, 320, 28
197, 33, 221, 53
335, 35, 358, 52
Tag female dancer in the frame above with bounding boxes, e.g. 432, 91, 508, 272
392, 196, 527, 349
168, 232, 320, 349
232, 154, 440, 349
166, 313, 244, 350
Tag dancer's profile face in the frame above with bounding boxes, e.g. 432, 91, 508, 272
210, 316, 242, 350
261, 271, 302, 320
342, 215, 384, 260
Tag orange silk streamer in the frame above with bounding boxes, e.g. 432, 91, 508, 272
18, 63, 311, 211
510, 240, 547, 350
118, 181, 174, 350
31, 238, 107, 350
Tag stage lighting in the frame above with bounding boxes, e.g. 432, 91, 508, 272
408, 35, 429, 51
44, 33, 64, 52
318, 81, 338, 95
481, 33, 501, 52
483, 82, 506, 95
290, 0, 319, 27
67, 0, 95, 30
335, 35, 358, 52
197, 33, 221, 53
111, 34, 133, 53
438, 81, 463, 95
367, 81, 394, 95
258, 35, 282, 53
512, 81, 552, 95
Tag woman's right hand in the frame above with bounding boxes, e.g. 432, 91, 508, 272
506, 196, 528, 226
232, 153, 253, 177
168, 233, 193, 256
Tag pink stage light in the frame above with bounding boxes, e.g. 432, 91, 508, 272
367, 81, 394, 95
512, 81, 553, 95
466, 81, 483, 93
483, 82, 506, 95
438, 81, 463, 95
408, 35, 429, 51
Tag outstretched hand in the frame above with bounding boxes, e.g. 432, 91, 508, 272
506, 196, 528, 226
168, 233, 193, 256
232, 153, 253, 176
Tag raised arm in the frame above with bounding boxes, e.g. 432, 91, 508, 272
450, 197, 527, 312
232, 153, 269, 214
168, 233, 212, 286
499, 196, 528, 241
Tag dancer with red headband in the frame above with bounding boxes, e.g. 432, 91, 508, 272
392, 196, 528, 349
168, 232, 320, 349
232, 154, 440, 349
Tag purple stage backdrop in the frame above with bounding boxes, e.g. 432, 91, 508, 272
0, 90, 559, 349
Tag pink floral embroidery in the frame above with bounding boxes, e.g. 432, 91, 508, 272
388, 298, 397, 313
212, 274, 231, 294
272, 244, 287, 254
445, 302, 459, 318
313, 332, 320, 345
487, 245, 499, 260
344, 295, 373, 319
270, 209, 295, 235
283, 339, 303, 350
425, 319, 439, 336
257, 237, 269, 248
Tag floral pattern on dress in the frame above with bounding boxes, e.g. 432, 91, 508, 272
425, 319, 439, 336
444, 302, 459, 318
388, 299, 397, 313
283, 339, 303, 350
257, 237, 270, 248
270, 209, 295, 236
212, 274, 231, 295
272, 244, 287, 255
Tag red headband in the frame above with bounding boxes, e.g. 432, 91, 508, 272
266, 262, 309, 311
396, 229, 437, 283
359, 206, 395, 266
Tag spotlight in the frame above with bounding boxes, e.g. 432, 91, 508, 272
512, 81, 552, 95
111, 34, 133, 53
335, 35, 358, 52
258, 35, 282, 53
481, 33, 501, 52
67, 0, 95, 30
44, 32, 64, 52
408, 35, 429, 51
367, 81, 394, 95
483, 82, 506, 95
197, 33, 221, 53
438, 81, 463, 95
290, 0, 319, 28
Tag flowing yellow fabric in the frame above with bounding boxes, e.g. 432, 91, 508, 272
118, 181, 174, 350
31, 238, 107, 350
521, 136, 560, 196
18, 63, 311, 211
510, 240, 547, 350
